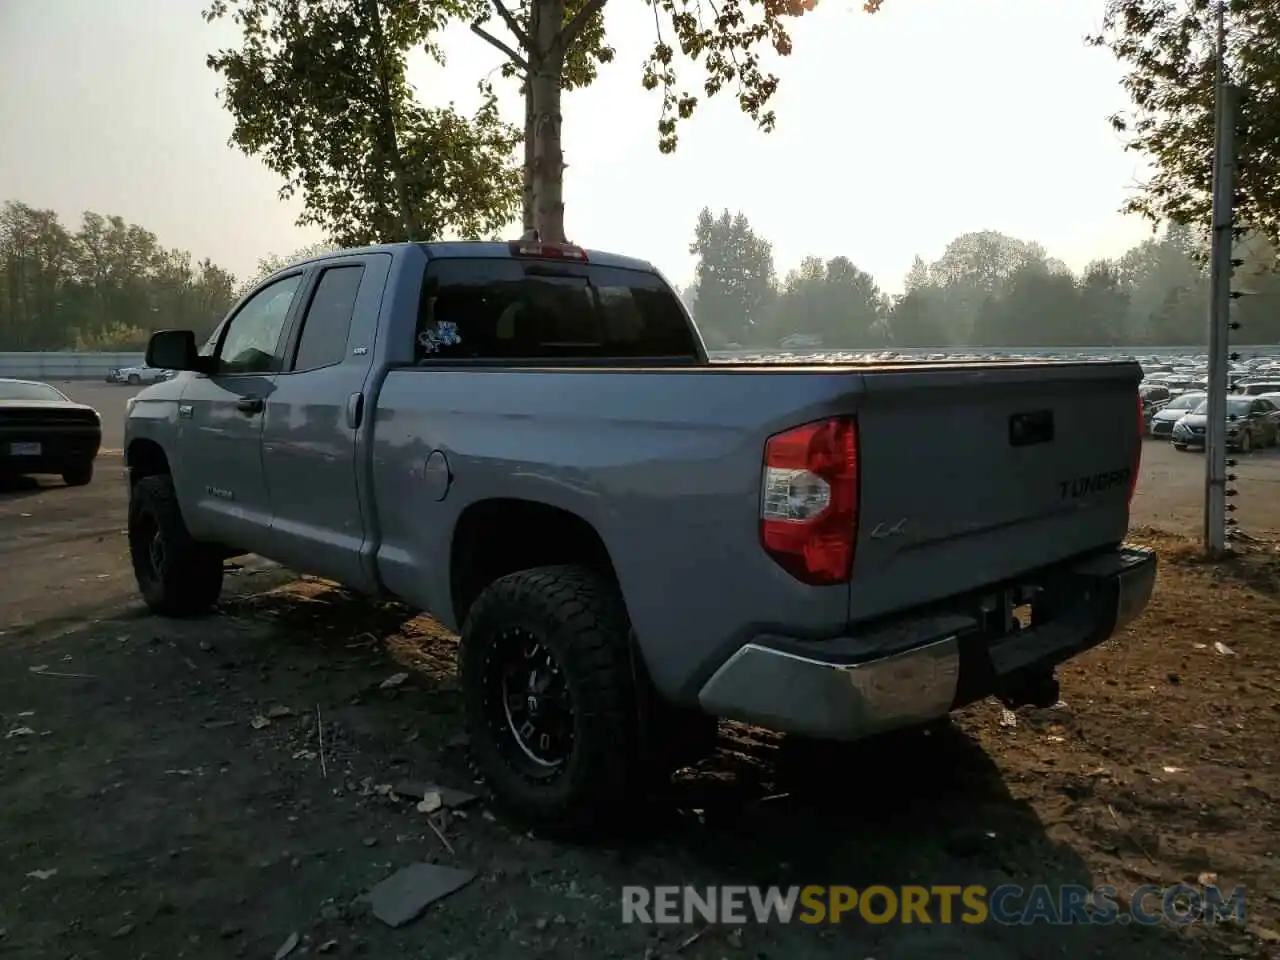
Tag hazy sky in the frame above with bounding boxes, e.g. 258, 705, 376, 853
0, 0, 1154, 292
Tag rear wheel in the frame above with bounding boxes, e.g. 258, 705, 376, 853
459, 565, 643, 836
1173, 443, 1188, 451
61, 462, 93, 487
1239, 431, 1253, 454
128, 474, 223, 616
127, 374, 141, 385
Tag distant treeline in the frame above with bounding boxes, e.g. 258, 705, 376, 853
0, 200, 237, 351
683, 210, 1280, 349
8, 195, 1278, 354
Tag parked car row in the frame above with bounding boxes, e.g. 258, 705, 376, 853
1147, 393, 1280, 452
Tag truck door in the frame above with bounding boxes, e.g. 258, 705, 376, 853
176, 271, 305, 553
258, 253, 389, 590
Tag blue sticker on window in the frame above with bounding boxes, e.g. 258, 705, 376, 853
418, 321, 463, 354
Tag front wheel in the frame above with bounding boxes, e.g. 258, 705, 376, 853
1239, 431, 1253, 454
1173, 443, 1188, 451
128, 474, 224, 616
459, 565, 642, 836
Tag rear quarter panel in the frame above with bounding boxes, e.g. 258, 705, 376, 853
370, 367, 869, 700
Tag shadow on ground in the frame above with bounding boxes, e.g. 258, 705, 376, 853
0, 579, 1210, 959
0, 474, 52, 501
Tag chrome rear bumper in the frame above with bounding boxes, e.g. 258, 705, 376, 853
697, 545, 1157, 741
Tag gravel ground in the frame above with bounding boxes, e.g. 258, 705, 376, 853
0, 386, 1278, 959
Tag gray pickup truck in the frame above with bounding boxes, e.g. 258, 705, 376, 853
125, 238, 1156, 832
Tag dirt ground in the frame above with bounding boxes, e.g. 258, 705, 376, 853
1, 386, 1279, 959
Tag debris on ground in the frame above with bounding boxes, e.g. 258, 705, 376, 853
363, 863, 477, 928
273, 931, 300, 959
379, 672, 409, 690
393, 781, 479, 810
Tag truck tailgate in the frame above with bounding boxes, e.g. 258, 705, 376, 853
847, 361, 1142, 623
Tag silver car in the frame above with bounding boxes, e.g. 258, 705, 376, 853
1148, 391, 1205, 440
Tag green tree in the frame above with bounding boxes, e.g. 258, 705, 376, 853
237, 241, 340, 298
689, 207, 776, 346
887, 286, 948, 347
1117, 224, 1206, 345
1075, 260, 1130, 346
205, 0, 522, 247
767, 255, 884, 347
468, 0, 882, 243
910, 230, 1043, 343
0, 201, 238, 350
972, 260, 1079, 347
1089, 1, 1280, 246
0, 202, 77, 350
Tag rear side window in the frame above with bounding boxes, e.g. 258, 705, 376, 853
292, 266, 364, 371
414, 258, 698, 361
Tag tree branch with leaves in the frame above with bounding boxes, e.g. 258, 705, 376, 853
205, 0, 522, 246
470, 0, 881, 244
1089, 0, 1280, 250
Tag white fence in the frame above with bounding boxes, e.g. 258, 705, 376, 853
0, 352, 145, 381
2, 345, 1279, 381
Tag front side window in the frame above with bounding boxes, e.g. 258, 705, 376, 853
216, 274, 303, 375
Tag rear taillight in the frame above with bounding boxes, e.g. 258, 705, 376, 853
1129, 391, 1143, 505
760, 417, 859, 585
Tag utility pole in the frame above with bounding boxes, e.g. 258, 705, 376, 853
1204, 0, 1239, 558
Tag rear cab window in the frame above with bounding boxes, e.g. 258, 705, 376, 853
290, 265, 364, 371
414, 257, 700, 363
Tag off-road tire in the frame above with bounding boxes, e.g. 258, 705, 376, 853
459, 565, 643, 836
61, 462, 93, 487
128, 474, 223, 617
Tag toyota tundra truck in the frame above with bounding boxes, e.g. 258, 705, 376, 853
124, 238, 1156, 833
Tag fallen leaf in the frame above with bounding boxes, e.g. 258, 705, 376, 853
380, 672, 409, 690
250, 715, 271, 730
25, 869, 57, 881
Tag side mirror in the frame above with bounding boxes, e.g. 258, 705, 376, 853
145, 330, 203, 373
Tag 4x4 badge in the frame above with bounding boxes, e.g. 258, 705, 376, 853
870, 519, 907, 539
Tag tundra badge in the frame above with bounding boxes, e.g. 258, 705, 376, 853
1059, 467, 1131, 500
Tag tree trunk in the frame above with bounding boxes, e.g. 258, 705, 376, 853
522, 80, 535, 235
528, 0, 567, 244
365, 0, 421, 241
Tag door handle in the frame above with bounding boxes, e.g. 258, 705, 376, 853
236, 397, 264, 415
346, 392, 364, 429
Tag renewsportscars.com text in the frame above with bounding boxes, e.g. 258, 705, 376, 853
621, 884, 1247, 926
